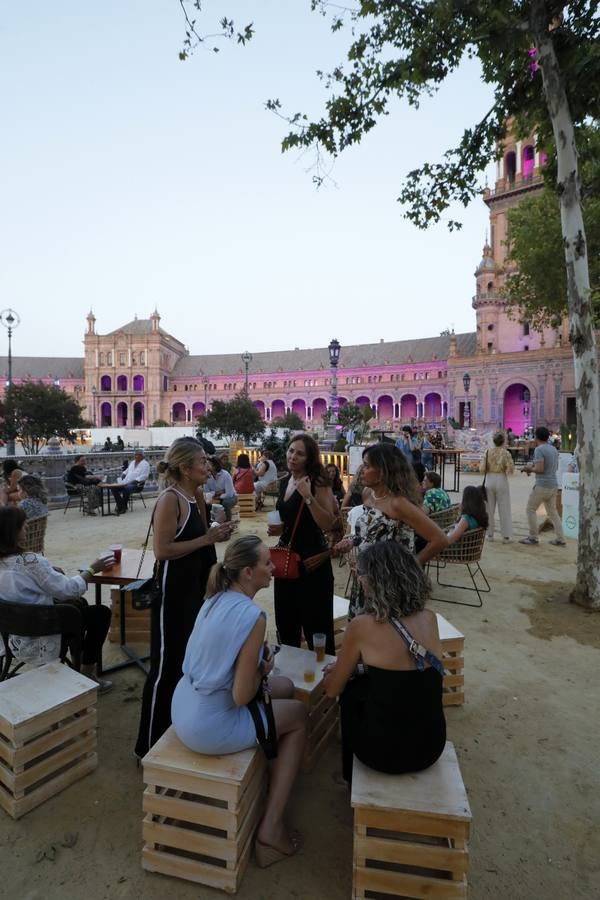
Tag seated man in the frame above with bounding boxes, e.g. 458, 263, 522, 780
253, 451, 277, 508
422, 471, 451, 515
68, 455, 102, 516
111, 450, 150, 515
206, 457, 237, 521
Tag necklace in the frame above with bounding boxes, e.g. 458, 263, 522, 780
372, 487, 390, 501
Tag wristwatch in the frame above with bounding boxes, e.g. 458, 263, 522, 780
305, 496, 313, 507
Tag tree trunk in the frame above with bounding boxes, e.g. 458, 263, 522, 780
533, 3, 600, 609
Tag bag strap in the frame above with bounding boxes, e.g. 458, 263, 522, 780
283, 480, 305, 551
482, 450, 488, 487
389, 617, 445, 677
136, 502, 159, 578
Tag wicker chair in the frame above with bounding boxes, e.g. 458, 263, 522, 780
428, 527, 490, 608
23, 517, 48, 555
429, 503, 460, 531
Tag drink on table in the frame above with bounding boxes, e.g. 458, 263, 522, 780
313, 633, 326, 663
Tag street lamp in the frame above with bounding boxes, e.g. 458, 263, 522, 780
462, 372, 471, 428
202, 375, 209, 411
522, 388, 531, 426
241, 351, 252, 395
0, 308, 21, 455
328, 338, 341, 424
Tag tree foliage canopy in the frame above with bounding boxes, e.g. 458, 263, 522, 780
196, 392, 266, 442
272, 411, 305, 430
1, 382, 88, 454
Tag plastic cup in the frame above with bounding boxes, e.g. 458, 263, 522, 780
303, 664, 316, 683
313, 633, 326, 663
204, 491, 214, 504
109, 544, 122, 563
267, 511, 282, 526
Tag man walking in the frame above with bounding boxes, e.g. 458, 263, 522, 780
519, 426, 566, 546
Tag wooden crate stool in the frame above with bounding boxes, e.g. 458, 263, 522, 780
437, 613, 465, 707
276, 644, 338, 772
142, 727, 267, 894
333, 594, 349, 651
236, 494, 256, 518
108, 587, 151, 644
0, 662, 97, 819
351, 742, 471, 899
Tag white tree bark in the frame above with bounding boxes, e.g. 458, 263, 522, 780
533, 2, 600, 608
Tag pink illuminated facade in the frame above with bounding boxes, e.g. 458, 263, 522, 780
0, 132, 585, 437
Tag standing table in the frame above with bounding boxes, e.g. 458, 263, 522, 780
275, 644, 338, 771
88, 548, 155, 674
431, 449, 464, 493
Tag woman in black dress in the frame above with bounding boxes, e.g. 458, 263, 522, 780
268, 434, 338, 655
324, 540, 446, 783
135, 437, 234, 758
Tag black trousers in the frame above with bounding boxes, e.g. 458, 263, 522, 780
61, 601, 111, 667
111, 482, 139, 511
135, 589, 199, 758
274, 562, 335, 656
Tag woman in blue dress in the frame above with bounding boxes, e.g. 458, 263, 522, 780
171, 535, 306, 868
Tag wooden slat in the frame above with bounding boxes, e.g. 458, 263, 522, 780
355, 834, 468, 876
143, 815, 238, 863
355, 807, 470, 842
443, 656, 464, 672
10, 732, 96, 793
355, 865, 467, 899
142, 846, 238, 893
0, 753, 97, 820
144, 786, 235, 833
442, 674, 465, 689
443, 693, 465, 707
0, 709, 96, 769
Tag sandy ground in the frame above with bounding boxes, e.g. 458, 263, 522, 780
2, 474, 599, 900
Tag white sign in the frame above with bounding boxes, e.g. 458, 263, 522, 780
562, 471, 579, 540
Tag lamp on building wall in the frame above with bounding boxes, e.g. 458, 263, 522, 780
241, 351, 252, 395
328, 338, 341, 424
0, 308, 21, 455
462, 372, 471, 428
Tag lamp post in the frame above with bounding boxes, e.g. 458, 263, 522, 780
202, 375, 209, 412
462, 372, 471, 428
327, 338, 341, 438
0, 309, 21, 455
522, 388, 531, 433
241, 351, 252, 395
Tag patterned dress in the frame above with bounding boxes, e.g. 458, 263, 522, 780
348, 503, 414, 619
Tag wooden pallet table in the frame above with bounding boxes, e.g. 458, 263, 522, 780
437, 613, 465, 707
276, 644, 338, 771
142, 727, 267, 894
351, 741, 471, 899
108, 587, 151, 644
236, 494, 256, 518
0, 662, 97, 819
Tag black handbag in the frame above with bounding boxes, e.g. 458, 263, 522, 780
126, 510, 161, 610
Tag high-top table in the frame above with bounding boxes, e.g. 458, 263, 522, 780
88, 548, 155, 674
431, 449, 464, 492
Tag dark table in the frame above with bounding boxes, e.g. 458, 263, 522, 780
430, 449, 464, 493
89, 548, 155, 674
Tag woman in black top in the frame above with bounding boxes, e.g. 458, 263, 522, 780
135, 437, 235, 757
324, 541, 446, 783
268, 434, 338, 655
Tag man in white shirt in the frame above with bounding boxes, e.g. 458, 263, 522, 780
111, 450, 150, 514
254, 451, 278, 508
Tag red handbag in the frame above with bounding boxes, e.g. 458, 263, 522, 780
270, 499, 305, 580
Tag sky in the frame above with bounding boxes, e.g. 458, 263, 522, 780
1, 2, 497, 360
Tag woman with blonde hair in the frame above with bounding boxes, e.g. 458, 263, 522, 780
135, 437, 235, 758
172, 535, 306, 867
479, 431, 514, 541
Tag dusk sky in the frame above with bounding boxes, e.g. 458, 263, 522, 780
1, 2, 496, 360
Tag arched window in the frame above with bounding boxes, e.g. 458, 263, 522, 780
133, 401, 145, 427
117, 374, 127, 391
100, 375, 112, 391
505, 150, 516, 183
133, 374, 144, 391
523, 144, 535, 178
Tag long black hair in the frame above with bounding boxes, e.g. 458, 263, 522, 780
460, 485, 489, 529
362, 443, 420, 505
0, 507, 27, 557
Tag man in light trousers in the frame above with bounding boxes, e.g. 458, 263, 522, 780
519, 426, 566, 546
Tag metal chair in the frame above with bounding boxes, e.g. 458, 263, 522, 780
23, 517, 48, 555
428, 527, 490, 608
128, 481, 147, 510
0, 598, 82, 681
63, 474, 85, 515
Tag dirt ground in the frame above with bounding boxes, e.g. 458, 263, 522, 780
2, 473, 599, 900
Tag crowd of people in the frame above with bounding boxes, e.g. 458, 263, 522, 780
0, 421, 571, 869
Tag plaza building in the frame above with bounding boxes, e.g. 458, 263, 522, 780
1, 133, 581, 437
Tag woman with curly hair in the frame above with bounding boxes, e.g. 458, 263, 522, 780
333, 443, 447, 618
324, 541, 446, 783
267, 433, 338, 654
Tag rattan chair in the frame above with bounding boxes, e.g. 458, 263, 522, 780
0, 598, 82, 680
428, 527, 490, 608
429, 503, 460, 531
23, 517, 48, 555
